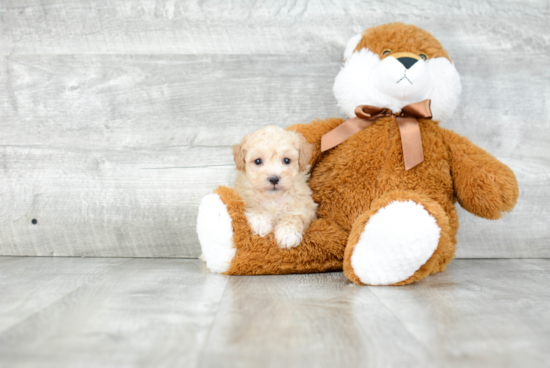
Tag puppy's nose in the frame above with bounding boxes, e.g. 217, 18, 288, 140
268, 176, 279, 185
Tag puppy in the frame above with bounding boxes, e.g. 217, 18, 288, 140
232, 125, 318, 249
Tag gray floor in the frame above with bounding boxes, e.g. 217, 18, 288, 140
0, 257, 548, 368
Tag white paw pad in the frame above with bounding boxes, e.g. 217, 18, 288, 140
351, 200, 441, 285
196, 194, 236, 273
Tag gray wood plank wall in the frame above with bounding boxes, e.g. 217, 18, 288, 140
0, 0, 548, 258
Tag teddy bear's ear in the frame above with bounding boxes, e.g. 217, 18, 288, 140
343, 33, 363, 61
232, 139, 247, 171
297, 135, 314, 172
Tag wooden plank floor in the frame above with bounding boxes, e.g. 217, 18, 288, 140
0, 258, 548, 368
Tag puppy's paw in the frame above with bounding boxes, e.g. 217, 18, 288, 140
275, 226, 303, 249
246, 213, 274, 237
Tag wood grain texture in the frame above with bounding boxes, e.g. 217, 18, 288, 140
0, 54, 341, 147
0, 257, 229, 368
0, 54, 339, 257
201, 259, 550, 368
1, 0, 548, 56
2, 257, 548, 367
0, 257, 128, 333
0, 0, 548, 257
0, 145, 235, 257
369, 259, 550, 368
198, 272, 435, 368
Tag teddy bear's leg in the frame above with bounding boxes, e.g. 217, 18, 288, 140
196, 191, 237, 273
197, 185, 348, 275
343, 190, 454, 286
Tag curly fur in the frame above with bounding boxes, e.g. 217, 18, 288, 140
233, 126, 318, 249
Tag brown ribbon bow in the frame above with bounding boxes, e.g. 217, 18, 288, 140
320, 99, 432, 171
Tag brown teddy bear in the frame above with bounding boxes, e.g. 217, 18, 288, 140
196, 22, 519, 286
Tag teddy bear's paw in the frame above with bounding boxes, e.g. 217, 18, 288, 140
351, 200, 441, 285
274, 226, 303, 249
196, 193, 236, 273
246, 212, 274, 237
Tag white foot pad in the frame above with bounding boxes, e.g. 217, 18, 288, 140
351, 200, 441, 285
196, 194, 236, 273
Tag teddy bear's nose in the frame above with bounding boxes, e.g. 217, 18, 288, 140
397, 57, 418, 70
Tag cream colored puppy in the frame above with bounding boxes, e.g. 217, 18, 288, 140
233, 126, 318, 249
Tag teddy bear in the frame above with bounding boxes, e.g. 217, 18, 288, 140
196, 22, 519, 286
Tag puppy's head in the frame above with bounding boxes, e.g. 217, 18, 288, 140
233, 126, 313, 195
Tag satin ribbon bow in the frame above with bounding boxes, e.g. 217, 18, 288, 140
320, 99, 432, 171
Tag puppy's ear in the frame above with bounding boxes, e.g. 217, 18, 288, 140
232, 138, 247, 171
297, 134, 314, 171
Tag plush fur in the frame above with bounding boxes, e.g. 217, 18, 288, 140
197, 23, 519, 285
349, 198, 441, 285
334, 23, 461, 122
196, 193, 236, 273
232, 126, 317, 249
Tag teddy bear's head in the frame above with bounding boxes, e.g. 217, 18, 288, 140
333, 23, 461, 122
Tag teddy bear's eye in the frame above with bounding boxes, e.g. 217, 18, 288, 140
382, 49, 392, 56
419, 53, 427, 60
254, 159, 262, 165
283, 158, 291, 165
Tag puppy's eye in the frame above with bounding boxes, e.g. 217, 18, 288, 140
419, 53, 427, 60
382, 49, 391, 56
283, 158, 291, 165
254, 159, 262, 165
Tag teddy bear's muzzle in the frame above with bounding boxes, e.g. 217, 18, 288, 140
371, 54, 432, 104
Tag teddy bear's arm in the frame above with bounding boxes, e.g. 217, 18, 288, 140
287, 117, 346, 167
442, 128, 519, 220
